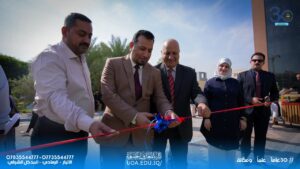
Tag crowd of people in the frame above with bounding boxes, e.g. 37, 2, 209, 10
2, 12, 299, 169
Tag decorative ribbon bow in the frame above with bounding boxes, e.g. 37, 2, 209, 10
152, 113, 183, 133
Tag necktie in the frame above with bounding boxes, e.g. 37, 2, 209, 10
134, 65, 142, 100
168, 69, 175, 104
255, 71, 261, 97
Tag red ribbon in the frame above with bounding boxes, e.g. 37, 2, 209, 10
0, 123, 155, 155
1, 101, 294, 155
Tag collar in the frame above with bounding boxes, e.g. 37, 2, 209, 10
60, 41, 85, 60
130, 53, 144, 69
163, 64, 177, 72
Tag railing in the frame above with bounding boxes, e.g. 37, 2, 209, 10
280, 94, 300, 126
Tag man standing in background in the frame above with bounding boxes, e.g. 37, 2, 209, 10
152, 39, 211, 169
238, 52, 279, 160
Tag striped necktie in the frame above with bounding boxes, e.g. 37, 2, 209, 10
168, 69, 175, 104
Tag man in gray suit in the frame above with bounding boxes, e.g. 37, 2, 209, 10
100, 30, 179, 169
152, 39, 211, 169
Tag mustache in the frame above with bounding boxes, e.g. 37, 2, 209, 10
79, 43, 90, 48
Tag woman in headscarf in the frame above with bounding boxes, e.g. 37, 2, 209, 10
200, 58, 247, 169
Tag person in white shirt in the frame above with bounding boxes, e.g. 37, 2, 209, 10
271, 102, 279, 125
31, 13, 116, 168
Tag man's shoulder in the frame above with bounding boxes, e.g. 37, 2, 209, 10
261, 70, 274, 76
237, 70, 251, 78
261, 70, 276, 81
106, 56, 127, 64
239, 70, 251, 75
178, 64, 195, 72
103, 56, 127, 69
32, 43, 62, 65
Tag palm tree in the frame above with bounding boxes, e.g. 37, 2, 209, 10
86, 35, 130, 92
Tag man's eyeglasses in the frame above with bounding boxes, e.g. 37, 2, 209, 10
251, 59, 264, 63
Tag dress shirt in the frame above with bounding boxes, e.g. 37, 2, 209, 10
165, 65, 176, 81
31, 41, 95, 132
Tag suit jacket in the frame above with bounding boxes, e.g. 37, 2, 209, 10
153, 63, 206, 142
237, 69, 279, 116
100, 55, 172, 147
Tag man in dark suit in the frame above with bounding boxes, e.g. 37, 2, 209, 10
238, 52, 279, 160
152, 39, 211, 169
100, 31, 179, 169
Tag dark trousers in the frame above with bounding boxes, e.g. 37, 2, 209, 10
241, 108, 270, 159
26, 111, 38, 133
31, 116, 88, 169
0, 128, 16, 168
153, 128, 188, 169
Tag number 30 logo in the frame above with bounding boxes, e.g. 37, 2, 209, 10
269, 6, 293, 23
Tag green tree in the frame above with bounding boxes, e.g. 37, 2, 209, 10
10, 74, 35, 112
109, 35, 130, 57
0, 54, 28, 80
86, 35, 129, 92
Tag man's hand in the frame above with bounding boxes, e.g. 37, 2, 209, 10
251, 97, 263, 104
204, 119, 212, 131
164, 111, 181, 128
252, 97, 271, 107
135, 112, 153, 126
89, 121, 118, 143
264, 96, 271, 107
240, 119, 247, 131
197, 103, 211, 118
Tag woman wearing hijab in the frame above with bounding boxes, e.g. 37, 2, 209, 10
200, 58, 247, 169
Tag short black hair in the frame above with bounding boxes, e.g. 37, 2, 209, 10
251, 52, 265, 61
64, 13, 92, 28
132, 30, 155, 44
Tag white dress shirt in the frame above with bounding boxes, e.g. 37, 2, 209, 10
31, 41, 95, 132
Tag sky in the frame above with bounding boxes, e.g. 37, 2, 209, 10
0, 0, 254, 78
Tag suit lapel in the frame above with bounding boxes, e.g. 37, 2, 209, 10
260, 71, 266, 95
142, 64, 150, 99
247, 70, 256, 96
123, 55, 135, 99
174, 64, 183, 99
159, 63, 171, 100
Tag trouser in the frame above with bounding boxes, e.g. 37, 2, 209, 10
26, 111, 38, 133
153, 127, 188, 169
0, 128, 16, 168
241, 108, 270, 159
31, 116, 88, 169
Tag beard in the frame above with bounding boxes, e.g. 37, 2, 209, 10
136, 58, 149, 66
78, 43, 90, 54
